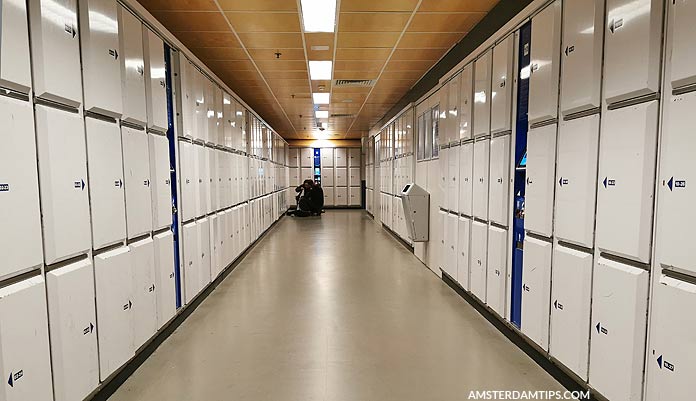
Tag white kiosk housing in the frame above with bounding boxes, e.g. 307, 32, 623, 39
400, 183, 430, 242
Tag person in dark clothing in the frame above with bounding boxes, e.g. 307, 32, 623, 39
290, 180, 324, 216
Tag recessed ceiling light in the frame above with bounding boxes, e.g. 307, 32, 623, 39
313, 93, 330, 104
300, 0, 336, 33
315, 110, 329, 118
309, 61, 332, 80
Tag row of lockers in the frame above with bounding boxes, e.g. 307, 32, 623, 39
288, 167, 361, 187
289, 147, 361, 168
378, 156, 414, 196
379, 193, 412, 246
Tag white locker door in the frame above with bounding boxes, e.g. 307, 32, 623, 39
596, 101, 658, 263
0, 97, 43, 278
46, 259, 99, 401
470, 220, 488, 301
209, 148, 219, 211
321, 167, 334, 187
459, 63, 473, 140
491, 35, 514, 133
603, 0, 663, 104
209, 215, 219, 277
301, 167, 313, 181
0, 0, 32, 92
525, 124, 557, 237
335, 187, 348, 206
555, 115, 599, 248
656, 92, 696, 275
447, 145, 459, 211
143, 27, 168, 132
182, 222, 199, 304
198, 217, 212, 290
35, 106, 91, 264
645, 276, 696, 401
193, 71, 207, 143
473, 139, 490, 220
79, 0, 122, 118
560, 0, 604, 116
589, 257, 648, 401
122, 126, 153, 238
669, 0, 696, 90
197, 145, 211, 215
456, 217, 471, 290
443, 213, 458, 280
179, 141, 195, 221
321, 148, 334, 167
473, 49, 492, 137
130, 238, 156, 350
289, 149, 299, 167
323, 187, 334, 206
349, 167, 360, 187
300, 148, 313, 167
549, 245, 593, 380
349, 187, 361, 206
349, 148, 360, 166
28, 0, 82, 107
93, 247, 134, 380
528, 0, 561, 125
86, 117, 126, 249
486, 226, 507, 316
0, 277, 53, 401
335, 148, 347, 167
335, 168, 348, 187
459, 142, 474, 215
149, 134, 171, 230
153, 231, 175, 328
117, 6, 146, 126
521, 236, 552, 350
488, 134, 510, 225
216, 211, 227, 275
180, 58, 195, 139
290, 167, 300, 186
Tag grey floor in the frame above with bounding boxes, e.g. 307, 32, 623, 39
109, 210, 563, 401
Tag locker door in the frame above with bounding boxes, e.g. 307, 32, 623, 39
473, 139, 490, 220
560, 0, 604, 116
645, 276, 696, 401
603, 0, 663, 104
289, 149, 299, 167
473, 49, 492, 137
198, 217, 212, 290
0, 0, 31, 92
217, 211, 229, 271
335, 148, 347, 167
349, 167, 360, 187
193, 71, 207, 143
470, 220, 488, 301
491, 35, 514, 133
589, 257, 648, 401
182, 222, 199, 304
130, 238, 156, 350
0, 276, 53, 401
300, 148, 313, 167
180, 58, 195, 139
456, 217, 471, 290
349, 148, 361, 166
335, 168, 348, 186
143, 27, 168, 132
79, 0, 122, 118
93, 246, 134, 380
210, 215, 219, 277
525, 124, 557, 237
210, 150, 219, 211
335, 187, 348, 206
149, 134, 171, 230
321, 167, 334, 186
197, 145, 211, 215
349, 187, 361, 206
460, 63, 473, 140
179, 141, 195, 221
86, 117, 126, 249
439, 147, 448, 208
35, 105, 91, 264
596, 101, 658, 263
521, 236, 552, 350
549, 245, 592, 380
448, 144, 459, 211
323, 187, 334, 206
122, 126, 153, 238
669, 0, 696, 90
443, 213, 458, 280
459, 142, 474, 215
0, 97, 43, 278
28, 0, 82, 107
486, 226, 507, 316
291, 167, 300, 185
528, 0, 561, 125
321, 148, 334, 167
153, 231, 175, 328
301, 167, 313, 181
117, 6, 146, 126
555, 115, 599, 248
488, 134, 510, 225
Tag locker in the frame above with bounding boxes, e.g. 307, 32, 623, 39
349, 167, 361, 187
122, 126, 153, 238
470, 220, 488, 301
335, 168, 348, 186
194, 71, 208, 143
528, 0, 561, 125
300, 148, 313, 167
335, 148, 347, 167
29, 0, 83, 107
669, 0, 696, 90
149, 134, 172, 230
473, 139, 490, 220
349, 187, 361, 206
349, 148, 361, 166
179, 141, 196, 221
205, 80, 216, 144
443, 213, 459, 280
446, 74, 461, 145
79, 0, 122, 118
645, 276, 696, 401
130, 238, 157, 350
198, 217, 212, 290
117, 6, 147, 126
596, 101, 658, 263
549, 245, 592, 380
560, 0, 604, 116
488, 135, 510, 225
0, 276, 53, 401
525, 124, 557, 237
457, 217, 471, 290
603, 0, 663, 104
153, 231, 176, 328
143, 27, 168, 132
473, 49, 492, 137
180, 58, 196, 139
458, 142, 474, 215
335, 187, 348, 206
0, 0, 32, 92
521, 236, 552, 350
214, 86, 224, 145
209, 148, 219, 211
301, 167, 313, 181
555, 115, 599, 248
486, 226, 507, 316
0, 97, 43, 277
86, 117, 126, 249
321, 148, 334, 167
209, 215, 219, 278
290, 168, 300, 186
323, 187, 334, 206
490, 35, 514, 133
182, 221, 199, 303
447, 144, 459, 212
93, 246, 134, 380
289, 148, 299, 167
439, 147, 448, 206
589, 257, 648, 401
460, 63, 473, 140
321, 167, 334, 187
197, 145, 211, 215
46, 259, 99, 401
35, 105, 91, 264
214, 212, 226, 277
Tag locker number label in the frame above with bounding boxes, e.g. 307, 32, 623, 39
0, 183, 8, 192
657, 355, 675, 372
667, 177, 686, 191
602, 177, 615, 188
595, 322, 608, 335
7, 370, 23, 387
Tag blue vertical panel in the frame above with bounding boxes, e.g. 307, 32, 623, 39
314, 148, 321, 184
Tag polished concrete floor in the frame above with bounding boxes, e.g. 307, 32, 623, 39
109, 210, 563, 401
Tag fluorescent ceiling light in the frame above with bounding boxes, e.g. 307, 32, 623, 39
313, 92, 330, 104
315, 110, 329, 118
309, 61, 332, 80
300, 0, 336, 33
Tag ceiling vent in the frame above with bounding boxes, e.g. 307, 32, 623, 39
333, 79, 375, 87
330, 113, 355, 118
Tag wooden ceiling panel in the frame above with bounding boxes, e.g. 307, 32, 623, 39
304, 33, 335, 60
261, 70, 309, 80
190, 47, 249, 60
334, 60, 385, 72
337, 32, 401, 48
408, 12, 484, 33
255, 59, 307, 70
419, 0, 499, 12
333, 70, 380, 80
139, 0, 218, 11
381, 70, 425, 80
248, 48, 306, 60
397, 32, 465, 48
384, 59, 436, 71
217, 0, 297, 12
238, 32, 303, 48
152, 12, 230, 31
335, 48, 391, 60
224, 12, 300, 32
205, 59, 256, 71
391, 48, 447, 60
340, 0, 419, 12
176, 32, 241, 48
338, 12, 410, 32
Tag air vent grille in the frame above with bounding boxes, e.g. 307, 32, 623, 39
330, 113, 355, 118
333, 79, 376, 87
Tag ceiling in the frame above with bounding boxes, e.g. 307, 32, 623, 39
138, 0, 499, 139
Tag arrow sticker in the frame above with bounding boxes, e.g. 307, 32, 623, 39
523, 284, 530, 292
109, 49, 118, 60
7, 373, 12, 388
553, 300, 564, 310
603, 177, 615, 188
137, 65, 144, 76
559, 177, 568, 187
83, 322, 95, 335
7, 370, 23, 388
596, 322, 608, 335
564, 45, 575, 56
144, 179, 150, 187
